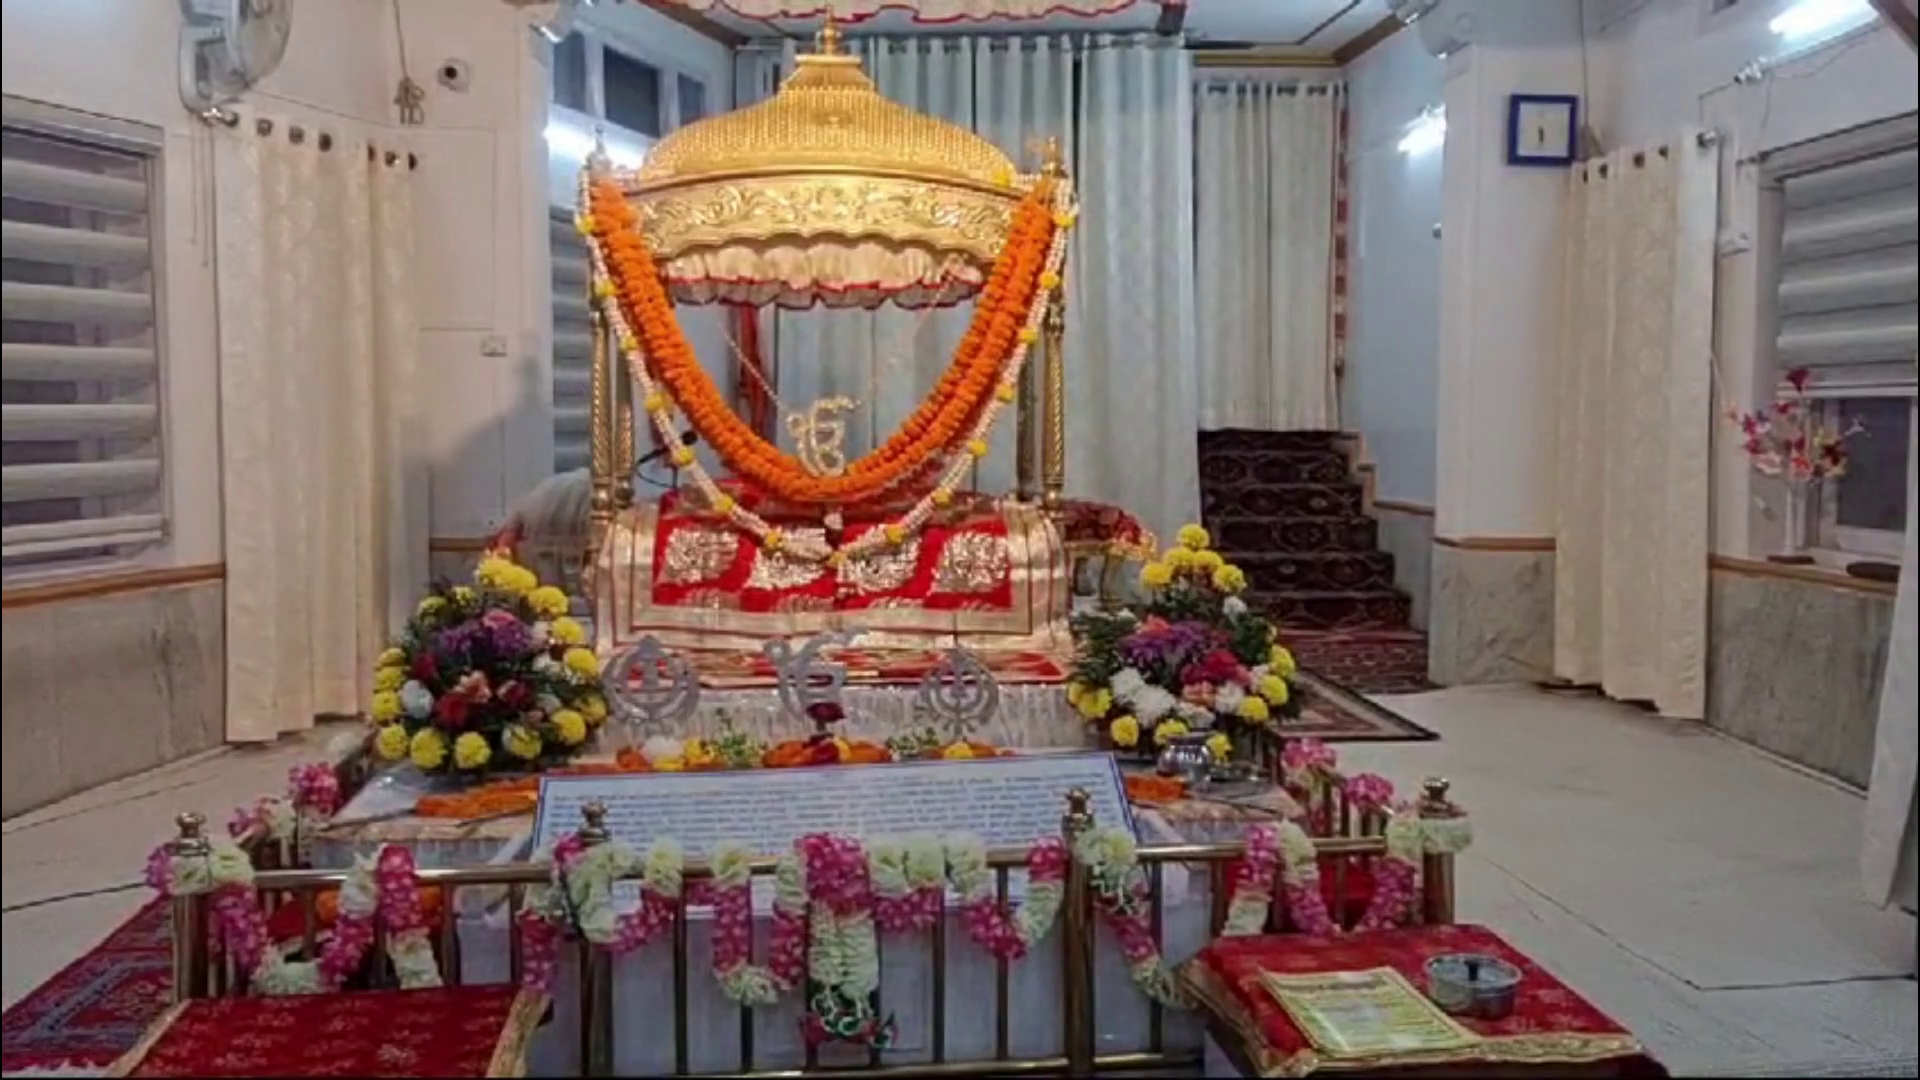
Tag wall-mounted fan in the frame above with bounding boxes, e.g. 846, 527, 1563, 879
179, 0, 295, 112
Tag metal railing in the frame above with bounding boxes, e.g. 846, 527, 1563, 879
165, 781, 1462, 1077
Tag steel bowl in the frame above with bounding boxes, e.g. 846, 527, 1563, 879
1424, 952, 1522, 1020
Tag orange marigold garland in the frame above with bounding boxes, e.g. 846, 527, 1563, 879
581, 169, 1075, 562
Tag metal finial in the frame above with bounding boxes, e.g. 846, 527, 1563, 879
1039, 135, 1065, 178
579, 800, 610, 845
586, 125, 611, 172
815, 15, 843, 55
1419, 777, 1458, 817
171, 812, 210, 856
1061, 788, 1093, 836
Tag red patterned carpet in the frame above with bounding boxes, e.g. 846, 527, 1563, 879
1290, 628, 1438, 696
2, 899, 173, 1076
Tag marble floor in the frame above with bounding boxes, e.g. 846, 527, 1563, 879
3, 689, 1916, 1076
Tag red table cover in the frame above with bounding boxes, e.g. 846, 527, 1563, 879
1181, 924, 1663, 1078
109, 985, 544, 1078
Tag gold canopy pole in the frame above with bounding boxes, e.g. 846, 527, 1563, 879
1039, 140, 1070, 512
583, 148, 616, 575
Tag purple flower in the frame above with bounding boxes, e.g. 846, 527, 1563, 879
481, 608, 530, 656
1119, 619, 1210, 672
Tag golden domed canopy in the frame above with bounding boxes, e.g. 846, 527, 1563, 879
606, 28, 1055, 310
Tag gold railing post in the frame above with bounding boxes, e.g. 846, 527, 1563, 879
1059, 789, 1095, 1076
575, 801, 614, 1077
1040, 288, 1068, 512
168, 812, 211, 1002
1417, 777, 1460, 925
1015, 352, 1038, 503
585, 290, 615, 580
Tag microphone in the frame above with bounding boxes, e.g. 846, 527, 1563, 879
634, 430, 700, 471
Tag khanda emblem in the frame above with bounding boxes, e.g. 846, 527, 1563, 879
787, 396, 858, 477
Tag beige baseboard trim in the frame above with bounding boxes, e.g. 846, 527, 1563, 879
2, 563, 225, 610
1433, 535, 1556, 553
1373, 498, 1435, 517
1709, 554, 1896, 597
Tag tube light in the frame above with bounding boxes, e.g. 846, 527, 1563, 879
1769, 0, 1877, 43
1398, 108, 1447, 156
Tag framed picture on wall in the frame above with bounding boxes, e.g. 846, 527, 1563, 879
1506, 94, 1580, 167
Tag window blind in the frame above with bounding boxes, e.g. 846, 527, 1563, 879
2, 107, 165, 567
1774, 145, 1920, 373
550, 210, 593, 474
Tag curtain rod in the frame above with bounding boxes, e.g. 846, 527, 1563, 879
249, 117, 419, 170
1191, 52, 1339, 69
735, 31, 1185, 53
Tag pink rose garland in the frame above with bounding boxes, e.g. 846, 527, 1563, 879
956, 837, 1066, 963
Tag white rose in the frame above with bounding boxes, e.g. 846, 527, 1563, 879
1134, 686, 1177, 723
1223, 596, 1249, 618
1214, 683, 1247, 716
1110, 667, 1147, 703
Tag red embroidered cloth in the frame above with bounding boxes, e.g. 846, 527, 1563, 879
1182, 925, 1665, 1078
651, 489, 1015, 613
1054, 496, 1156, 558
109, 986, 543, 1078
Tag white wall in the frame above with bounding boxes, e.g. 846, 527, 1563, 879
1343, 28, 1445, 506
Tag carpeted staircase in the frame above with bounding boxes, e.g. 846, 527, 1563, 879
1198, 429, 1412, 632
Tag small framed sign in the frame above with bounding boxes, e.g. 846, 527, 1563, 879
1506, 94, 1579, 167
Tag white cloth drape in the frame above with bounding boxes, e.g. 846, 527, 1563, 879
1862, 403, 1918, 914
1071, 36, 1202, 540
1550, 134, 1718, 718
215, 124, 426, 742
1194, 80, 1339, 432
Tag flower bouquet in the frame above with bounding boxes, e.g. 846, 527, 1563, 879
1067, 524, 1302, 763
1726, 366, 1861, 563
368, 552, 608, 776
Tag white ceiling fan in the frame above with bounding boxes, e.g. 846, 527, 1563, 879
179, 0, 295, 114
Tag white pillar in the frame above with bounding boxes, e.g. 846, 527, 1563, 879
1427, 0, 1583, 684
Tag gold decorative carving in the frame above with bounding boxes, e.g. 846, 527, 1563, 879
840, 539, 921, 596
745, 530, 830, 591
632, 176, 1015, 268
659, 528, 740, 585
932, 532, 1011, 594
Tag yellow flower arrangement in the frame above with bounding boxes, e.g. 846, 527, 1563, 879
580, 693, 609, 724
409, 728, 448, 771
1065, 682, 1089, 708
374, 723, 409, 761
450, 585, 477, 605
1176, 524, 1211, 550
503, 724, 543, 761
476, 555, 538, 596
416, 595, 446, 619
1163, 547, 1197, 570
526, 586, 570, 619
370, 690, 402, 725
941, 742, 977, 760
1205, 732, 1232, 761
1109, 715, 1141, 748
552, 708, 589, 746
1212, 564, 1248, 594
563, 647, 600, 678
550, 616, 587, 646
1153, 719, 1190, 746
1258, 673, 1291, 707
1237, 696, 1270, 724
453, 732, 492, 770
1139, 562, 1174, 589
1270, 646, 1297, 677
1074, 686, 1113, 720
377, 647, 406, 669
373, 666, 405, 693
1193, 550, 1225, 573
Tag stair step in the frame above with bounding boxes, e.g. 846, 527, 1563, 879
1201, 482, 1365, 519
1199, 449, 1353, 486
1226, 551, 1397, 593
1199, 428, 1341, 455
1247, 590, 1413, 632
1206, 515, 1379, 554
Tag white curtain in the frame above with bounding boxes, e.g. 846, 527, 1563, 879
1550, 134, 1718, 718
1071, 35, 1201, 540
214, 122, 426, 742
1862, 404, 1918, 914
1194, 79, 1339, 432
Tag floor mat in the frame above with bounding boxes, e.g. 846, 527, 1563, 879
1289, 628, 1438, 696
1290, 671, 1438, 743
1, 900, 170, 1077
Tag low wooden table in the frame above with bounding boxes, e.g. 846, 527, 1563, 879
106, 986, 545, 1078
1183, 925, 1667, 1079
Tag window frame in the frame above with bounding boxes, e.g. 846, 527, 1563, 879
546, 26, 715, 150
1757, 111, 1918, 564
1, 95, 173, 583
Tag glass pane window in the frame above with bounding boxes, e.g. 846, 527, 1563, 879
603, 48, 662, 139
677, 74, 707, 127
552, 32, 588, 112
